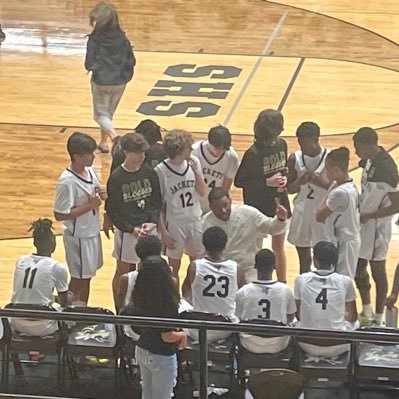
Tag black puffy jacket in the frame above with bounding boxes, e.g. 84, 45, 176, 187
85, 27, 136, 85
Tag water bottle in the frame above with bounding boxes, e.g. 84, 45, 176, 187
385, 306, 398, 328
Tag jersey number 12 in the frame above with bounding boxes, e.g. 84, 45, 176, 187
180, 192, 193, 208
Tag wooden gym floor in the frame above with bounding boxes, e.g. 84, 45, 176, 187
0, 0, 399, 310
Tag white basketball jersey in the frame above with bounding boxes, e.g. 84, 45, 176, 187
360, 158, 398, 215
236, 281, 296, 323
192, 141, 239, 212
54, 167, 100, 237
293, 148, 329, 213
192, 258, 238, 318
294, 270, 356, 331
11, 255, 69, 305
327, 181, 360, 241
155, 158, 202, 224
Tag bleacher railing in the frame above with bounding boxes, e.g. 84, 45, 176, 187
1, 308, 399, 399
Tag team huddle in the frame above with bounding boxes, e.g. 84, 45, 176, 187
10, 109, 399, 353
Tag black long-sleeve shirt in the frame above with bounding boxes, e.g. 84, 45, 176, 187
105, 164, 162, 232
234, 138, 290, 217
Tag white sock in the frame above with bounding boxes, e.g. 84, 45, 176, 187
363, 304, 373, 317
374, 313, 384, 324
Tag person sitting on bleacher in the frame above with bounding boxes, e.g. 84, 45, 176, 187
236, 249, 296, 353
182, 226, 246, 341
294, 241, 358, 357
10, 218, 73, 336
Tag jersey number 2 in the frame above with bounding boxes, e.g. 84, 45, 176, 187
315, 288, 328, 310
180, 192, 193, 208
307, 185, 315, 199
203, 275, 229, 298
23, 268, 38, 289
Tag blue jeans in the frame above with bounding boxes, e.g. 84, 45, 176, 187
135, 346, 177, 399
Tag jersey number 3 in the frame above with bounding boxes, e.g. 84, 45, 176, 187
203, 275, 229, 298
23, 267, 38, 289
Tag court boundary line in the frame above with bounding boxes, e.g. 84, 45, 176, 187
1, 119, 398, 138
222, 10, 289, 126
264, 0, 399, 48
277, 57, 305, 111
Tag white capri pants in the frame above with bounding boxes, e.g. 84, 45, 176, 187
91, 81, 126, 130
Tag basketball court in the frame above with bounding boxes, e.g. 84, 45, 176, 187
0, 0, 398, 309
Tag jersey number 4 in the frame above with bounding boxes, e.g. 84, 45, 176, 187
202, 275, 229, 298
180, 192, 193, 208
23, 267, 38, 289
204, 178, 216, 189
315, 288, 328, 310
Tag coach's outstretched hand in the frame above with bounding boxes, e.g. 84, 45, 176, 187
275, 197, 287, 221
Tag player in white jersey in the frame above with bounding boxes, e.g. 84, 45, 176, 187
352, 128, 399, 325
11, 219, 73, 336
54, 132, 105, 305
236, 249, 296, 354
155, 129, 207, 282
182, 226, 246, 341
287, 122, 332, 273
316, 147, 360, 279
192, 125, 239, 213
295, 241, 358, 357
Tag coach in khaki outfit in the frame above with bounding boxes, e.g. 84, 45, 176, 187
195, 187, 288, 282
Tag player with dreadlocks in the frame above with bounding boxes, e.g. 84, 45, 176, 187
10, 218, 73, 336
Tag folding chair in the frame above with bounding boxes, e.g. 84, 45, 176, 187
237, 319, 294, 384
354, 326, 399, 393
296, 336, 354, 391
178, 310, 237, 388
246, 369, 304, 399
3, 303, 64, 386
61, 306, 120, 385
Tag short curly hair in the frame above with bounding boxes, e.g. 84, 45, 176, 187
163, 129, 193, 158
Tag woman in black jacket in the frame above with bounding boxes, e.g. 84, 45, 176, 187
85, 2, 136, 153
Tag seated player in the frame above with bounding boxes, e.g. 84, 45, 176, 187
286, 122, 332, 274
105, 132, 162, 306
10, 218, 73, 336
236, 249, 296, 354
182, 226, 246, 341
294, 241, 358, 357
155, 129, 207, 282
192, 125, 239, 213
316, 147, 360, 278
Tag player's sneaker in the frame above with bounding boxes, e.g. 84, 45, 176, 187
359, 312, 373, 326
